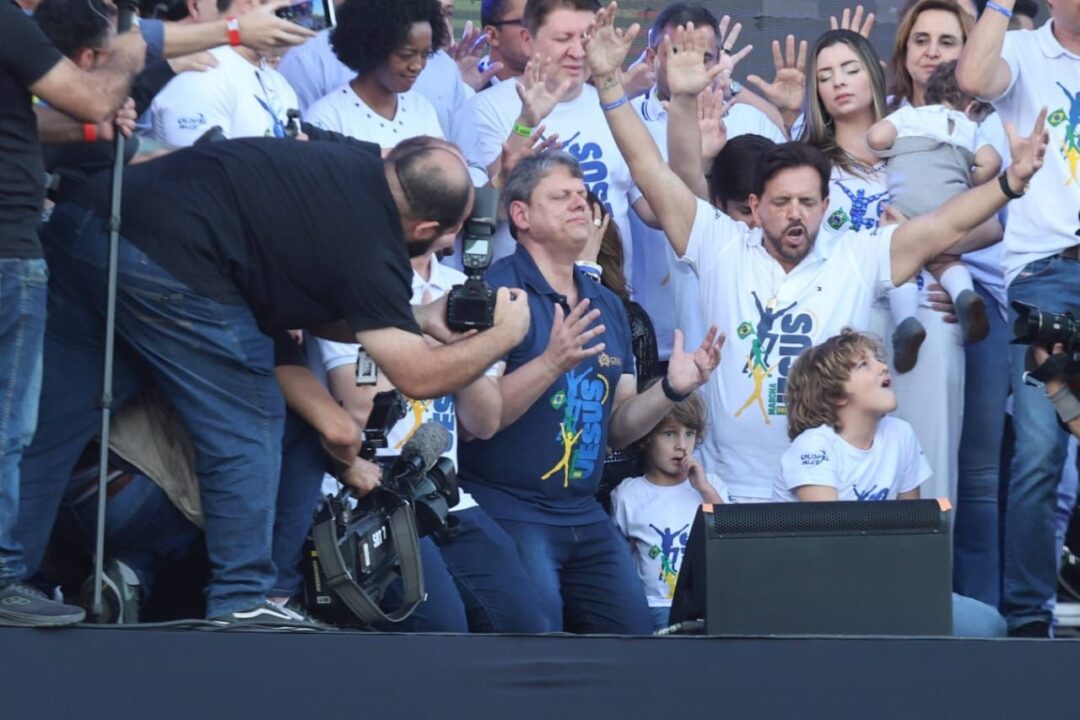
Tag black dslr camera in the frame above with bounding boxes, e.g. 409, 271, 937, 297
446, 187, 500, 331
1012, 301, 1080, 376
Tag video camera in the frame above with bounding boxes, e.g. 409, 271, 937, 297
446, 187, 500, 331
305, 411, 459, 627
1012, 301, 1080, 378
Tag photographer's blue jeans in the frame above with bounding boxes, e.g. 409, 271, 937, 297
379, 507, 546, 633
497, 517, 654, 634
954, 281, 1010, 608
54, 472, 201, 595
0, 258, 48, 587
269, 410, 327, 599
1003, 254, 1080, 630
11, 205, 283, 618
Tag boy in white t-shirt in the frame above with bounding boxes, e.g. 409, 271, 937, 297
611, 381, 729, 631
868, 61, 1001, 372
772, 329, 1006, 637
773, 329, 929, 502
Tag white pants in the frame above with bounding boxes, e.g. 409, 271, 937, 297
871, 302, 965, 504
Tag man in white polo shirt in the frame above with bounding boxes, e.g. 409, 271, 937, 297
584, 4, 1048, 503
452, 0, 653, 279
957, 0, 1080, 638
628, 1, 785, 362
149, 0, 298, 146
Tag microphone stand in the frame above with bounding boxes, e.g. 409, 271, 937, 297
90, 0, 140, 622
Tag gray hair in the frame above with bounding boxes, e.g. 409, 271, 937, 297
504, 152, 583, 240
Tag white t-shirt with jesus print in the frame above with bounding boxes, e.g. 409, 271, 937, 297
773, 416, 932, 502
452, 80, 642, 275
611, 473, 730, 607
678, 198, 896, 499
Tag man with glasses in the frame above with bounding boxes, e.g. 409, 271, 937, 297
479, 0, 531, 86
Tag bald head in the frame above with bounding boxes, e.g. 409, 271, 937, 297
387, 137, 474, 235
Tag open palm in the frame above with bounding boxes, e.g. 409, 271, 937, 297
746, 35, 807, 115
516, 56, 572, 127
664, 23, 728, 98
1004, 107, 1050, 186
584, 1, 640, 78
667, 326, 726, 395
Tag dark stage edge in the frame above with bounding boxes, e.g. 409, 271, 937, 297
3, 626, 1078, 719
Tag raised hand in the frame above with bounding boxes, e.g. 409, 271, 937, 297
698, 85, 728, 163
542, 299, 606, 373
451, 21, 502, 91
239, 0, 316, 51
746, 35, 808, 116
491, 124, 561, 186
515, 56, 572, 127
583, 0, 640, 79
667, 326, 726, 395
623, 57, 657, 99
829, 5, 875, 38
713, 19, 753, 100
662, 23, 731, 98
1004, 106, 1050, 190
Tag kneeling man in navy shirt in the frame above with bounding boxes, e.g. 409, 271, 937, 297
456, 153, 724, 634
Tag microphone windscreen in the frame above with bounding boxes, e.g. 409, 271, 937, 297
400, 422, 451, 473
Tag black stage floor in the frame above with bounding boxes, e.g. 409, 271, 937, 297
4, 626, 1078, 719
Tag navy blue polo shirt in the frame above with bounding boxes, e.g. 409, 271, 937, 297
458, 245, 635, 525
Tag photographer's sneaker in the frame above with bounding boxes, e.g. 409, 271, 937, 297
211, 601, 323, 629
0, 582, 86, 627
276, 599, 334, 630
892, 317, 927, 374
954, 289, 990, 344
79, 559, 141, 624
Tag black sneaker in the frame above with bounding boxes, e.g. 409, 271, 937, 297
278, 599, 334, 630
79, 559, 141, 624
210, 601, 323, 629
0, 582, 86, 627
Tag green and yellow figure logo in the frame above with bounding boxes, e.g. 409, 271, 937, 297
734, 321, 773, 425
540, 368, 609, 488
1051, 83, 1080, 186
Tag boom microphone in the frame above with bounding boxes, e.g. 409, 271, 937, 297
391, 422, 450, 479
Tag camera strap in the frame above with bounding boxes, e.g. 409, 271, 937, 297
312, 501, 426, 626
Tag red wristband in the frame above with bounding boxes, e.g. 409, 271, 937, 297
226, 16, 241, 47
82, 123, 98, 143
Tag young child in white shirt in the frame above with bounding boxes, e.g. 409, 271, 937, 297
611, 382, 729, 631
867, 61, 1001, 373
772, 329, 1005, 637
773, 330, 929, 502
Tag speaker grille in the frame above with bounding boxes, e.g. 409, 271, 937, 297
709, 500, 945, 537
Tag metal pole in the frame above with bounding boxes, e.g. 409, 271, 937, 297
91, 0, 140, 621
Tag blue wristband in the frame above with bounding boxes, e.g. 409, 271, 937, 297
985, 1, 1013, 18
600, 95, 630, 112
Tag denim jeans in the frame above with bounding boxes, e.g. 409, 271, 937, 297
954, 281, 1010, 608
270, 410, 327, 599
11, 205, 284, 618
951, 592, 1006, 637
497, 517, 654, 634
1003, 254, 1080, 629
379, 507, 547, 633
0, 257, 48, 587
53, 471, 201, 596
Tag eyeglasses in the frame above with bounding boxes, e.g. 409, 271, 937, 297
489, 17, 523, 27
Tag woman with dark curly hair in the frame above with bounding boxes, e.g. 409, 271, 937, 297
306, 0, 450, 145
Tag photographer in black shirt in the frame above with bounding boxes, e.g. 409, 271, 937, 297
10, 134, 530, 624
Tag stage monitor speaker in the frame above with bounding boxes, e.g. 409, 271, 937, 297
668, 499, 952, 636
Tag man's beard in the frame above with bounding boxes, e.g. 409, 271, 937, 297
406, 237, 438, 258
764, 221, 816, 266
